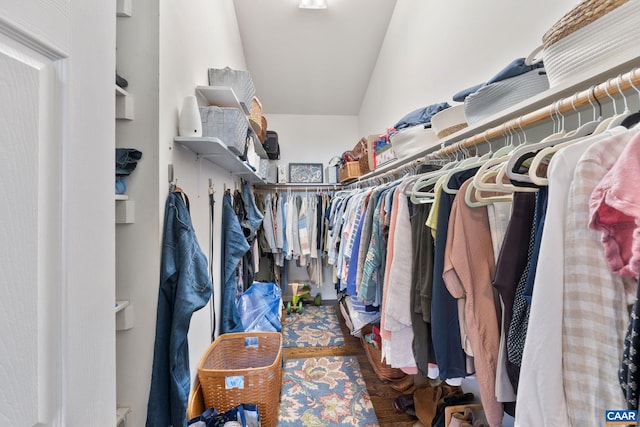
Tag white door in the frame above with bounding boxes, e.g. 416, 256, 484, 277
0, 2, 69, 426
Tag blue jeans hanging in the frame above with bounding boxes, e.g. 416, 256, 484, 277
221, 192, 250, 334
146, 191, 213, 427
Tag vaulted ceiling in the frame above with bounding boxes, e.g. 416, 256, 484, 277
233, 0, 397, 116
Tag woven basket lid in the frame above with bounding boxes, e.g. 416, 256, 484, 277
542, 0, 629, 49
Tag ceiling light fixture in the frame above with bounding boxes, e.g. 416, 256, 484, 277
298, 0, 328, 9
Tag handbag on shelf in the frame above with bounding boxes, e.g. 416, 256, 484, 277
263, 130, 280, 160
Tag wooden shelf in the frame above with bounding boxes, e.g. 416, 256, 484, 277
174, 137, 266, 185
195, 86, 268, 159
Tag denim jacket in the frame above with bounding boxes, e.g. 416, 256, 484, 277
146, 191, 213, 427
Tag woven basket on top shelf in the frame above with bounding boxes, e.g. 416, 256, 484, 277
197, 332, 283, 427
542, 0, 629, 49
360, 323, 407, 383
541, 0, 640, 88
248, 97, 265, 142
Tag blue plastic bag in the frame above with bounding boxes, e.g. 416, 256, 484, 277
236, 282, 282, 333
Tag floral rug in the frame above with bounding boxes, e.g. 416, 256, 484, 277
278, 356, 379, 426
282, 305, 345, 348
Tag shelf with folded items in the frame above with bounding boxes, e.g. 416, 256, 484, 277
195, 85, 268, 159
356, 55, 640, 184
174, 136, 266, 185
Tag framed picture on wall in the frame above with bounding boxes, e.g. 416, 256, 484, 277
288, 163, 324, 183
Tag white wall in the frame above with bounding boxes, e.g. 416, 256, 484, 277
67, 0, 117, 425
359, 0, 580, 136
264, 114, 359, 168
159, 0, 250, 393
107, 1, 252, 426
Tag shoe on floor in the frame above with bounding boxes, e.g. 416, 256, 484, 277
392, 393, 414, 414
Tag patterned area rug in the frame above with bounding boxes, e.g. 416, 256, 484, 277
282, 305, 345, 348
278, 356, 379, 426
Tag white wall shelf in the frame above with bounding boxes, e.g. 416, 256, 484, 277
196, 85, 249, 113
115, 194, 129, 201
116, 199, 135, 224
195, 86, 268, 159
174, 136, 266, 185
116, 0, 132, 17
115, 300, 130, 313
116, 302, 134, 331
116, 85, 134, 120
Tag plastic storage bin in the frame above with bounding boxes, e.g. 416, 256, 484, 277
199, 106, 248, 156
207, 67, 256, 113
197, 332, 283, 427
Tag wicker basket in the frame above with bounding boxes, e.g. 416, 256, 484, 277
338, 161, 361, 183
542, 0, 629, 49
249, 97, 264, 142
437, 123, 468, 139
187, 377, 206, 420
360, 323, 407, 383
358, 154, 371, 175
197, 332, 283, 427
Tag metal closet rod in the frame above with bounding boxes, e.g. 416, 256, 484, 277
255, 183, 341, 192
427, 67, 640, 159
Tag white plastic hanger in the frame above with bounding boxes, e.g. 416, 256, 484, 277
464, 136, 513, 207
473, 126, 517, 193
528, 89, 603, 185
410, 155, 456, 203
505, 101, 574, 185
465, 171, 513, 207
442, 144, 488, 194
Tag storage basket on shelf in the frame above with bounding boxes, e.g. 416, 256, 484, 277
197, 332, 283, 427
208, 67, 256, 113
359, 323, 407, 383
541, 0, 640, 88
199, 106, 249, 156
248, 97, 265, 143
338, 161, 361, 183
358, 155, 371, 175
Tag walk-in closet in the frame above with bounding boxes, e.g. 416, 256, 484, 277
2, 0, 640, 426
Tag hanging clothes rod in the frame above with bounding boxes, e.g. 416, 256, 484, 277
255, 183, 341, 192
352, 158, 425, 189
427, 67, 640, 159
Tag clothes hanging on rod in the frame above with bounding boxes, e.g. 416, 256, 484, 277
254, 189, 333, 288
147, 187, 213, 427
324, 68, 640, 427
220, 181, 264, 334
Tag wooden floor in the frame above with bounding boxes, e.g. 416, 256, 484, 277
283, 301, 418, 427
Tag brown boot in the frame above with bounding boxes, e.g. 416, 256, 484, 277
413, 384, 447, 426
439, 382, 463, 398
